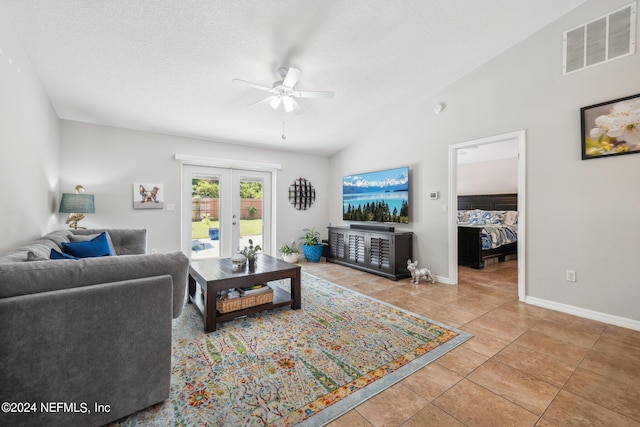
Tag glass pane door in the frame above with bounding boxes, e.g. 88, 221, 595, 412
183, 166, 272, 260
235, 175, 264, 254
190, 175, 221, 259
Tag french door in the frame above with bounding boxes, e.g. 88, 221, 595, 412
183, 165, 272, 260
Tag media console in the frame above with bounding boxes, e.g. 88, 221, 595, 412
326, 225, 413, 280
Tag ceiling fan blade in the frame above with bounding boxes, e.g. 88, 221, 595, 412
269, 97, 282, 110
232, 79, 272, 92
247, 96, 277, 107
293, 90, 334, 99
282, 96, 294, 113
282, 67, 302, 88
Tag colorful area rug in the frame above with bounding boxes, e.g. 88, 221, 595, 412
115, 273, 471, 426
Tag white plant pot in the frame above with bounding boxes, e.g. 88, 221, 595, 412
282, 253, 299, 263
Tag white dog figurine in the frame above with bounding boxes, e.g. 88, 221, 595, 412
407, 259, 435, 284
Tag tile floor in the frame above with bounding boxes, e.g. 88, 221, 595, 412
299, 260, 640, 427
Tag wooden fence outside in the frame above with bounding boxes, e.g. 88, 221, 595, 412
192, 198, 262, 221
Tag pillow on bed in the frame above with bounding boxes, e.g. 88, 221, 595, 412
467, 210, 483, 225
467, 210, 490, 225
467, 210, 506, 225
457, 210, 471, 223
487, 211, 506, 224
505, 210, 518, 225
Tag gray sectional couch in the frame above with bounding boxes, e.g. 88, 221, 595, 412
0, 229, 189, 427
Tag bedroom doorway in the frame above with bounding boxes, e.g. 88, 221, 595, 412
448, 130, 526, 301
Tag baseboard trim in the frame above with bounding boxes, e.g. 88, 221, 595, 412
525, 296, 640, 331
435, 275, 455, 285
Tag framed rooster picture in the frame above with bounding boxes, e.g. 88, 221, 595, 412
133, 183, 165, 209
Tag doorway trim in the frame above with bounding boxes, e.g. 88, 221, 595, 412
174, 153, 282, 172
447, 130, 526, 301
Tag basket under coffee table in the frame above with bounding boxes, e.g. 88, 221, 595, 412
188, 254, 301, 332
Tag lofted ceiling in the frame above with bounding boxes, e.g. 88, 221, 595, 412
3, 0, 588, 157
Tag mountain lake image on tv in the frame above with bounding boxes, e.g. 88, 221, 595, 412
343, 166, 409, 224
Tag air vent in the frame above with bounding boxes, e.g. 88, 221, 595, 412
563, 2, 636, 75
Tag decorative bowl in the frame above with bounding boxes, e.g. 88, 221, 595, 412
231, 253, 247, 266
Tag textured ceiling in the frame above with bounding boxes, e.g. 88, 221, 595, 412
3, 0, 587, 156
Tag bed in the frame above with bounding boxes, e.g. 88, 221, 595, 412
457, 194, 518, 269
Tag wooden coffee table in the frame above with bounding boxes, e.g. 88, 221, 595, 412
188, 254, 301, 332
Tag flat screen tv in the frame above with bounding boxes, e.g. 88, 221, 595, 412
343, 166, 409, 224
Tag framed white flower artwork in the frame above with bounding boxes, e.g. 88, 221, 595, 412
133, 183, 165, 209
581, 93, 640, 160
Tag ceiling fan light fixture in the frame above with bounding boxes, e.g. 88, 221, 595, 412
269, 97, 282, 110
282, 96, 294, 113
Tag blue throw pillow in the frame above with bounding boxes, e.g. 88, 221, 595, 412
60, 232, 113, 258
50, 249, 79, 260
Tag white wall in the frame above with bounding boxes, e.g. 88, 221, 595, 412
330, 0, 640, 323
0, 4, 60, 251
457, 157, 518, 195
5, 0, 638, 326
59, 121, 329, 254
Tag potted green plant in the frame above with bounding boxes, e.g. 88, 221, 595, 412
240, 238, 261, 270
201, 213, 219, 241
302, 227, 324, 262
279, 243, 299, 263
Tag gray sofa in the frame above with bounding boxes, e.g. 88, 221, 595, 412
0, 229, 189, 427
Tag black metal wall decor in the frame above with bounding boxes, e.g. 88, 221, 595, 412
289, 178, 315, 210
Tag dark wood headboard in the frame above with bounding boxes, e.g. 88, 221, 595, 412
457, 193, 518, 211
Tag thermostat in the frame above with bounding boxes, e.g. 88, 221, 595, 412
429, 191, 439, 200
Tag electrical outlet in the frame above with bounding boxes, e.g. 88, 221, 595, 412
566, 269, 576, 282
150, 249, 157, 254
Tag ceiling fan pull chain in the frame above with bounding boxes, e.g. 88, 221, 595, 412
282, 121, 286, 140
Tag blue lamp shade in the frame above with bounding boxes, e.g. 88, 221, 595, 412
59, 193, 95, 214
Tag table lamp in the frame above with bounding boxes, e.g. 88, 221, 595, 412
59, 185, 95, 229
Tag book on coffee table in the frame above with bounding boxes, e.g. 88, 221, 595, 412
237, 284, 271, 296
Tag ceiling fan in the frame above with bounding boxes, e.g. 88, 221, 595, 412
233, 67, 334, 113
